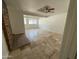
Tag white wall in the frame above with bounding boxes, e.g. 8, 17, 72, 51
2, 32, 9, 59
39, 13, 67, 34
7, 5, 25, 34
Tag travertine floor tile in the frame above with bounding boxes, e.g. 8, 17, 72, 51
8, 29, 62, 59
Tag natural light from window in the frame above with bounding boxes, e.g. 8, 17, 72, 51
29, 19, 37, 24
24, 15, 38, 25
24, 18, 27, 24
23, 15, 39, 29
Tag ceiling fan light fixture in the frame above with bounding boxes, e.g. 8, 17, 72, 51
38, 5, 55, 13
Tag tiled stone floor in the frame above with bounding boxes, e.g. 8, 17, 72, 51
8, 29, 62, 59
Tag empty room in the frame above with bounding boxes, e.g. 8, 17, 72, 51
2, 0, 77, 59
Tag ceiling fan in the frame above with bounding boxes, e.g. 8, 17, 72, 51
38, 5, 55, 13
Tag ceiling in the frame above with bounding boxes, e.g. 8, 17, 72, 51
4, 0, 70, 17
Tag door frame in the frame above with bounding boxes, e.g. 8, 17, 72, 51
60, 0, 77, 59
2, 0, 13, 51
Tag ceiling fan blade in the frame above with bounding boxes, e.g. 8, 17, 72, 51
49, 8, 55, 10
48, 10, 50, 12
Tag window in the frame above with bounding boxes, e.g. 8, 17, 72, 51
24, 15, 39, 29
24, 15, 38, 25
29, 19, 37, 24
24, 18, 27, 24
